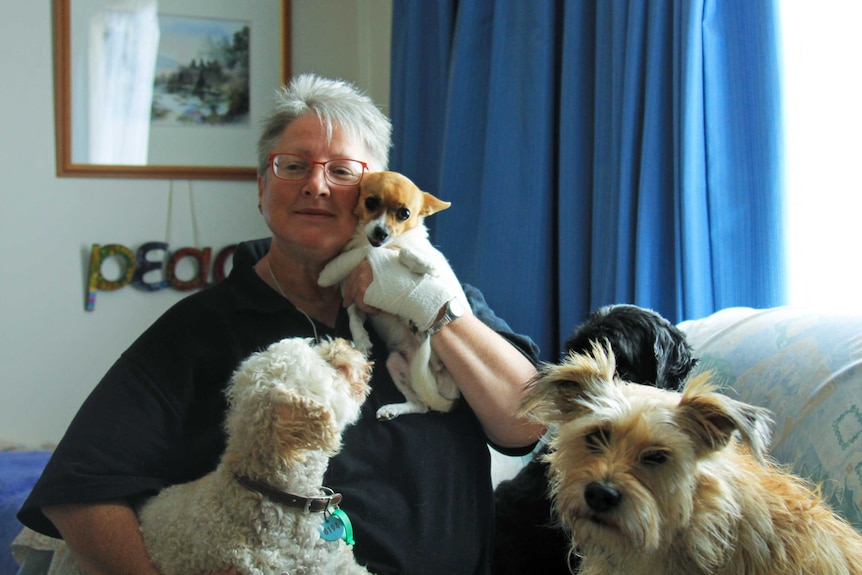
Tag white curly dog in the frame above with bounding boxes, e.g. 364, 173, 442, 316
138, 337, 374, 575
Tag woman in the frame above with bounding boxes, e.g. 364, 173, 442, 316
19, 74, 542, 575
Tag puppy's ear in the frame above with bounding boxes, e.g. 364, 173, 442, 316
419, 192, 451, 217
676, 373, 772, 462
520, 343, 617, 424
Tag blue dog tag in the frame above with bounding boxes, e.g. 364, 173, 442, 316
320, 509, 354, 545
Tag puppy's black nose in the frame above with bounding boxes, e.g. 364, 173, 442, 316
371, 226, 389, 245
584, 481, 621, 512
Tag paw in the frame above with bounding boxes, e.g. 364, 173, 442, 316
352, 331, 373, 355
376, 401, 428, 420
317, 265, 339, 287
347, 305, 372, 354
399, 249, 436, 276
376, 404, 401, 421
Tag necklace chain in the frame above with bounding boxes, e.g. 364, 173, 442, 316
266, 258, 321, 342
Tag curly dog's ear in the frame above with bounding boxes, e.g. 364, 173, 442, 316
316, 338, 373, 397
272, 391, 341, 458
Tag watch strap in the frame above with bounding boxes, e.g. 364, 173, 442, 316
428, 299, 461, 336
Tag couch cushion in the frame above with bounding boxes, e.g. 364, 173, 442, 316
679, 306, 862, 531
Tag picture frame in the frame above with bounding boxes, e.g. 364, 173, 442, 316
53, 0, 291, 180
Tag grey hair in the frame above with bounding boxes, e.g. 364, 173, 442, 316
256, 74, 392, 176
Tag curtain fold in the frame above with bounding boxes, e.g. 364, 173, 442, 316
87, 0, 160, 164
391, 0, 785, 360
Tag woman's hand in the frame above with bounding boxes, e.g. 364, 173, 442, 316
341, 259, 379, 314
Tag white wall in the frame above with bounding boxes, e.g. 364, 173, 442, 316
0, 0, 392, 446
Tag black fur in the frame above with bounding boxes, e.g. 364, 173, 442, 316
563, 304, 697, 392
492, 304, 697, 575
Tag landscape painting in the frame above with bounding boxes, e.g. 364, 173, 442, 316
152, 15, 250, 126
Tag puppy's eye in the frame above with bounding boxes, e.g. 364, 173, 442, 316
641, 450, 669, 465
364, 196, 381, 211
584, 429, 609, 453
396, 207, 410, 221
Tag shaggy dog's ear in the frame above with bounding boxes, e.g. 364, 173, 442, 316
676, 373, 773, 462
520, 342, 617, 424
273, 391, 341, 458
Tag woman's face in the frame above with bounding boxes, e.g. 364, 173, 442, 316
258, 114, 370, 263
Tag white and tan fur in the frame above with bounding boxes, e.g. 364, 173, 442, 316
319, 171, 465, 420
138, 337, 373, 575
520, 343, 862, 575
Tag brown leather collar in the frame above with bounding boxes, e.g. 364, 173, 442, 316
234, 473, 343, 513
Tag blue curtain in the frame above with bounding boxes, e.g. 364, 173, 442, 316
390, 0, 786, 361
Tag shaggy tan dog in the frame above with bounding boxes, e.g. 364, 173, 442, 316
138, 337, 373, 575
521, 344, 862, 575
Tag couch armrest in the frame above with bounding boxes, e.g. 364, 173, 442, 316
680, 306, 862, 532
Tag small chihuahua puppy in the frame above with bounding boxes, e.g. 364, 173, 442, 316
319, 171, 466, 420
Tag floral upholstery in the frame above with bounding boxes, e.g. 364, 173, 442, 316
680, 306, 862, 532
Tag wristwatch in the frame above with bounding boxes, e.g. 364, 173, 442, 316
428, 298, 467, 336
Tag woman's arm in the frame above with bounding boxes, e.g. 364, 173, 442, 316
43, 502, 162, 575
430, 312, 544, 448
42, 503, 238, 575
343, 259, 545, 448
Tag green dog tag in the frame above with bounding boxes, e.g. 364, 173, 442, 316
319, 508, 355, 545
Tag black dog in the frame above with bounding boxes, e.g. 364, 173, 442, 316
492, 304, 698, 575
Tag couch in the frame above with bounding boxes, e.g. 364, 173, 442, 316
4, 306, 861, 574
0, 450, 52, 575
678, 306, 862, 532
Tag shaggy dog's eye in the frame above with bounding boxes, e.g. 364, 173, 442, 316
641, 450, 669, 465
584, 428, 610, 453
364, 196, 381, 211
396, 207, 411, 221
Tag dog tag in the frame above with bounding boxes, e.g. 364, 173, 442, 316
320, 508, 355, 545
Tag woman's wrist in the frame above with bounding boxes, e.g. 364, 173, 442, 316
428, 298, 468, 336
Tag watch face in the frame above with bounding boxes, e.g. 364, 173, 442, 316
448, 298, 467, 319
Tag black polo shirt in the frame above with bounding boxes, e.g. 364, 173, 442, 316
19, 238, 539, 575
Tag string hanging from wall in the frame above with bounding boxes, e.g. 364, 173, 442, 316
84, 180, 237, 311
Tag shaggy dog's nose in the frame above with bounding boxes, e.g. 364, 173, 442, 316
584, 482, 621, 512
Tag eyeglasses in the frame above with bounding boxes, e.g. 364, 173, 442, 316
268, 153, 368, 186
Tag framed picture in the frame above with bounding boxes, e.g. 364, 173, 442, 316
53, 0, 291, 180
